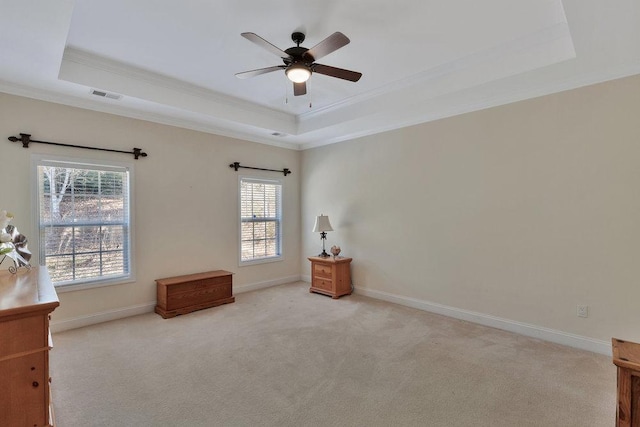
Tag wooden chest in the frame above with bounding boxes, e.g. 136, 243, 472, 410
155, 270, 234, 318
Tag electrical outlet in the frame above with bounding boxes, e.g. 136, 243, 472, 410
577, 305, 589, 318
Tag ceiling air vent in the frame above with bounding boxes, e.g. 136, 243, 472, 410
90, 89, 122, 100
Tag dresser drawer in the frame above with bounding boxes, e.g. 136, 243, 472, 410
0, 350, 48, 426
0, 315, 46, 359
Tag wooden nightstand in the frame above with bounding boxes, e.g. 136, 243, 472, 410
308, 256, 352, 299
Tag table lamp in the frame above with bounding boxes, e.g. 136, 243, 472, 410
312, 214, 333, 257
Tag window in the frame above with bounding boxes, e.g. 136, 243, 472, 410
34, 156, 133, 288
239, 177, 282, 264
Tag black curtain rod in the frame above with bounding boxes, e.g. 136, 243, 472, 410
229, 162, 291, 176
7, 133, 148, 160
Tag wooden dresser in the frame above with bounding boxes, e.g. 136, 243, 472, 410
308, 256, 352, 299
0, 267, 59, 427
155, 270, 234, 318
613, 338, 640, 427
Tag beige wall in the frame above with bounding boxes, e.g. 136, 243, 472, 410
301, 74, 640, 345
0, 93, 301, 324
2, 73, 638, 347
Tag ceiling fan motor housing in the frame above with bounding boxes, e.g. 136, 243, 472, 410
284, 47, 313, 64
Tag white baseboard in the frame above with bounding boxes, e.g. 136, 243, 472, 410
51, 302, 156, 333
355, 287, 611, 356
51, 275, 302, 333
234, 275, 301, 294
51, 275, 609, 355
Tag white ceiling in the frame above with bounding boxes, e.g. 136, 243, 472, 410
1, 1, 639, 150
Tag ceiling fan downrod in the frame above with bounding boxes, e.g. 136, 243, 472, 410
291, 32, 305, 47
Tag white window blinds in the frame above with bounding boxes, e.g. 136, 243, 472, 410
36, 159, 132, 286
240, 177, 282, 263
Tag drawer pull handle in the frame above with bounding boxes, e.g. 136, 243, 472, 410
32, 381, 39, 388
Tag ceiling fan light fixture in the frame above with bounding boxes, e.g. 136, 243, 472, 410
286, 64, 311, 83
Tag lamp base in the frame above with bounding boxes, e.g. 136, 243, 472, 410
318, 250, 330, 258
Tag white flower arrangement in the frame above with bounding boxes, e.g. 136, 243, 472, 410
0, 210, 31, 273
0, 210, 14, 256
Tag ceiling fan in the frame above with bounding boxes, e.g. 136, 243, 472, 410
236, 31, 362, 96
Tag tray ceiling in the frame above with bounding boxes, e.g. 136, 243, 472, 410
1, 1, 639, 149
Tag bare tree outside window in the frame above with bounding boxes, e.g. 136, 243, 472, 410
37, 161, 131, 286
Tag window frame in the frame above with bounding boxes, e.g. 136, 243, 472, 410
238, 175, 283, 266
31, 154, 135, 292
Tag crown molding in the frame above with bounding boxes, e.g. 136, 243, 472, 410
5, 56, 638, 153
61, 20, 575, 144
63, 47, 292, 122
297, 22, 574, 124
60, 48, 299, 137
0, 79, 302, 150
298, 61, 640, 150
5, 39, 639, 152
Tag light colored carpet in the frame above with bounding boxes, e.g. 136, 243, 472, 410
51, 282, 616, 426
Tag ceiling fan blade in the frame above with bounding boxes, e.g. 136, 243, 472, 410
293, 82, 307, 96
235, 66, 285, 79
312, 64, 362, 82
241, 32, 290, 58
303, 32, 350, 61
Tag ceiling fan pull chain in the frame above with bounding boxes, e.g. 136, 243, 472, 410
285, 82, 289, 104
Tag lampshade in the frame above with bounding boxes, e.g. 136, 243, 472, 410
286, 64, 311, 83
312, 215, 333, 233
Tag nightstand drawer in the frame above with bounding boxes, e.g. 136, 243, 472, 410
313, 277, 333, 291
313, 263, 332, 278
